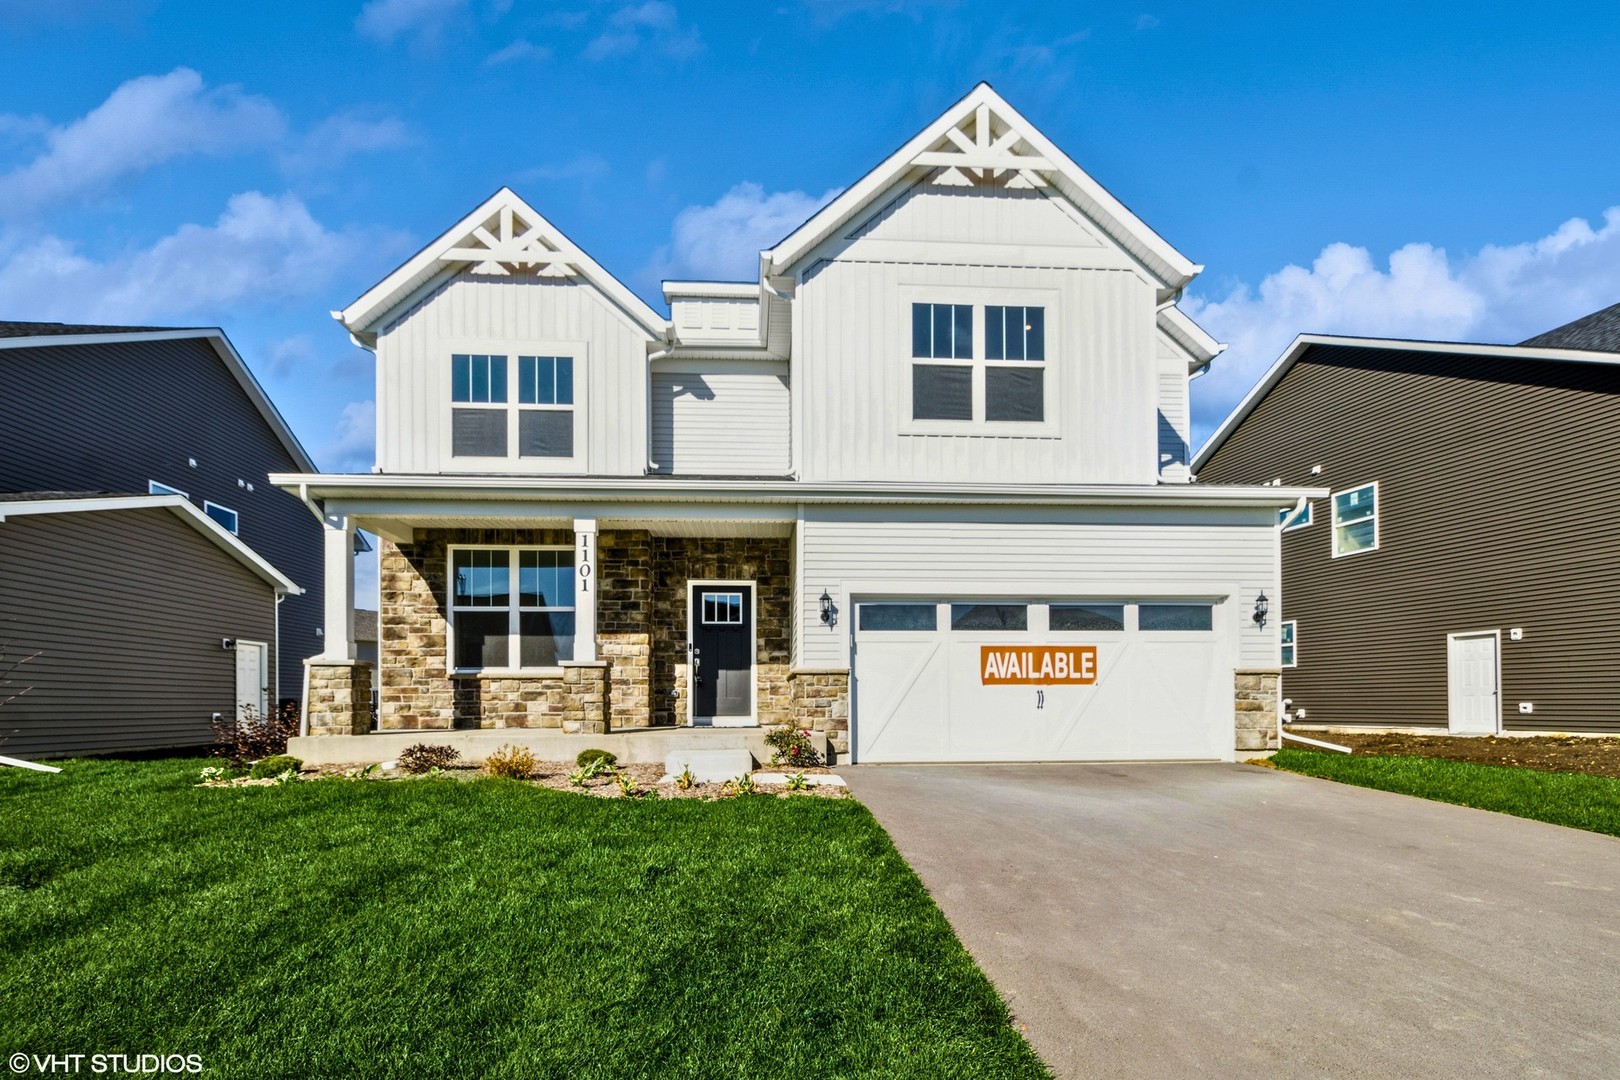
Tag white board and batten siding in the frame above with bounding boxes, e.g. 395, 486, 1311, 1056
374, 274, 655, 476
650, 360, 790, 476
1157, 354, 1192, 483
792, 182, 1163, 486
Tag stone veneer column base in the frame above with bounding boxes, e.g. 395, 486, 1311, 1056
306, 661, 374, 736
789, 669, 851, 758
1234, 668, 1281, 751
559, 662, 608, 734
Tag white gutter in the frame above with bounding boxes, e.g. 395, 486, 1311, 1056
0, 755, 61, 773
1281, 731, 1352, 754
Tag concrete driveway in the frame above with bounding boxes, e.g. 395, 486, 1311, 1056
845, 762, 1620, 1080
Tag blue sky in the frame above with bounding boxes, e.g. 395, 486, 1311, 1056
1, 0, 1617, 473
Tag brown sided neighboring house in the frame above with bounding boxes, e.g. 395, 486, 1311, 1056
1193, 302, 1620, 735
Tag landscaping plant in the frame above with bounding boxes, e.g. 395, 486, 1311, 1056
398, 743, 461, 774
764, 726, 823, 768
211, 701, 300, 764
675, 765, 697, 791
784, 772, 811, 792
248, 755, 302, 780
575, 748, 618, 770
484, 744, 536, 780
614, 769, 637, 797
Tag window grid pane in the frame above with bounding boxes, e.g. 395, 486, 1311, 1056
453, 354, 508, 404
950, 604, 1028, 631
986, 305, 1006, 361
858, 603, 938, 631
912, 303, 974, 359
454, 549, 510, 608
518, 549, 574, 608
1050, 604, 1125, 632
1138, 604, 1214, 632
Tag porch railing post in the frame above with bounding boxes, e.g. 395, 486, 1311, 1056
574, 517, 599, 663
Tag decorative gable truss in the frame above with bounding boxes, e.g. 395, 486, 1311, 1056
911, 101, 1054, 190
441, 204, 583, 278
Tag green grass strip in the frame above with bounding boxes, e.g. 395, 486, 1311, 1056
0, 759, 1049, 1080
1271, 748, 1620, 838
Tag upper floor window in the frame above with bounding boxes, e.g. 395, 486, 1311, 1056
910, 301, 1047, 426
450, 352, 576, 460
1331, 483, 1378, 557
1280, 620, 1297, 667
203, 500, 239, 534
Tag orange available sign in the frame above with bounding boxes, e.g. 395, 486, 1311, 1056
980, 645, 1098, 685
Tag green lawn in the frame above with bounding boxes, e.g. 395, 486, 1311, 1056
0, 760, 1048, 1079
1270, 748, 1620, 837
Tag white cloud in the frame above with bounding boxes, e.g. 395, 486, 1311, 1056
484, 38, 551, 66
354, 0, 465, 43
1187, 207, 1620, 442
584, 2, 702, 60
0, 68, 284, 217
0, 191, 373, 323
281, 112, 411, 174
643, 182, 840, 282
323, 400, 376, 473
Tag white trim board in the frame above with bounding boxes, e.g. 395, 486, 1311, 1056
0, 494, 300, 594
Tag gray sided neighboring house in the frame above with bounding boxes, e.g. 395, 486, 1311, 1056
1195, 316, 1620, 735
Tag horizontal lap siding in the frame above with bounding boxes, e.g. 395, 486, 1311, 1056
0, 337, 320, 700
797, 507, 1278, 670
1197, 349, 1620, 732
0, 509, 275, 756
649, 364, 790, 475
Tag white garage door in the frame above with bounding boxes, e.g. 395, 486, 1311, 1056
852, 599, 1232, 763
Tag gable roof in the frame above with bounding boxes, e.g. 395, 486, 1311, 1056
761, 82, 1202, 292
1520, 300, 1620, 352
0, 493, 300, 594
336, 187, 669, 347
0, 326, 317, 473
1192, 333, 1620, 472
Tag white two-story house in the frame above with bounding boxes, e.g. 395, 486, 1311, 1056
277, 84, 1318, 765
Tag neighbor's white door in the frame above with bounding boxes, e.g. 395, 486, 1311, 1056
1448, 632, 1500, 734
235, 640, 269, 723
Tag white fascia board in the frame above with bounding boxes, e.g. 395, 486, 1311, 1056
0, 327, 319, 474
1191, 333, 1620, 472
272, 472, 1325, 510
0, 495, 301, 594
1156, 306, 1226, 371
337, 187, 670, 344
763, 83, 1200, 289
661, 281, 758, 299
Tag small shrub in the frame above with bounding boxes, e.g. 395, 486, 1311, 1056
212, 701, 300, 765
567, 767, 590, 788
784, 772, 811, 792
399, 743, 461, 774
198, 765, 232, 784
343, 762, 382, 780
485, 744, 536, 780
576, 748, 618, 770
724, 773, 758, 796
249, 755, 302, 779
764, 726, 823, 768
674, 765, 696, 791
272, 768, 300, 785
615, 769, 637, 797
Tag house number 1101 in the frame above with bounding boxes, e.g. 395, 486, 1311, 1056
577, 533, 592, 593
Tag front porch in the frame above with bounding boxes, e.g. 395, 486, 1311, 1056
300, 501, 849, 756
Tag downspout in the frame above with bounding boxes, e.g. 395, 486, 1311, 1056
274, 591, 283, 707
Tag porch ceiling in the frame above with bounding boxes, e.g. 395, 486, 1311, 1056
353, 511, 793, 543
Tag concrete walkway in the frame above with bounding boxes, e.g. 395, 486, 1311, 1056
846, 762, 1620, 1080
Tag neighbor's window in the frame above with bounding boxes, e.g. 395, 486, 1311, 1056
985, 305, 1045, 422
1279, 501, 1312, 531
451, 547, 575, 670
203, 501, 239, 534
858, 603, 938, 632
950, 603, 1028, 631
1138, 603, 1214, 632
451, 353, 509, 457
1050, 603, 1125, 632
148, 480, 188, 499
1331, 483, 1379, 557
912, 303, 974, 420
1281, 621, 1297, 667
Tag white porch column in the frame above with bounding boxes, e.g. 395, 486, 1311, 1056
573, 517, 598, 662
321, 512, 357, 663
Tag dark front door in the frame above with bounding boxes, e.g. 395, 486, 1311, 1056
691, 584, 753, 721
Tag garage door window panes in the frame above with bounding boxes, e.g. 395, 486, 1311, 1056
1050, 604, 1125, 632
858, 603, 938, 631
950, 604, 1028, 631
1138, 603, 1214, 632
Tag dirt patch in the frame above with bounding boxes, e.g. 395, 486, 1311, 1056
1285, 731, 1620, 779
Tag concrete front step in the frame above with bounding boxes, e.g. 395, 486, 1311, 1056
286, 727, 831, 768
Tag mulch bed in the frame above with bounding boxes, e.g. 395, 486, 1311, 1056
267, 760, 850, 799
1288, 730, 1620, 780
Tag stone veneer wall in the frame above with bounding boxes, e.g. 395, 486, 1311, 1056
597, 529, 652, 728
1234, 668, 1281, 751
789, 669, 850, 757
650, 536, 793, 727
306, 662, 373, 736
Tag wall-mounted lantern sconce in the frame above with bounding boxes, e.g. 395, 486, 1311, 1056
819, 589, 835, 627
221, 638, 235, 651
1252, 592, 1269, 630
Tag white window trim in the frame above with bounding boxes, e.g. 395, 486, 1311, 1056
1280, 619, 1297, 668
686, 579, 758, 727
442, 338, 588, 472
447, 544, 576, 676
1280, 501, 1312, 531
148, 480, 189, 499
899, 284, 1061, 439
203, 500, 239, 534
1330, 481, 1380, 559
